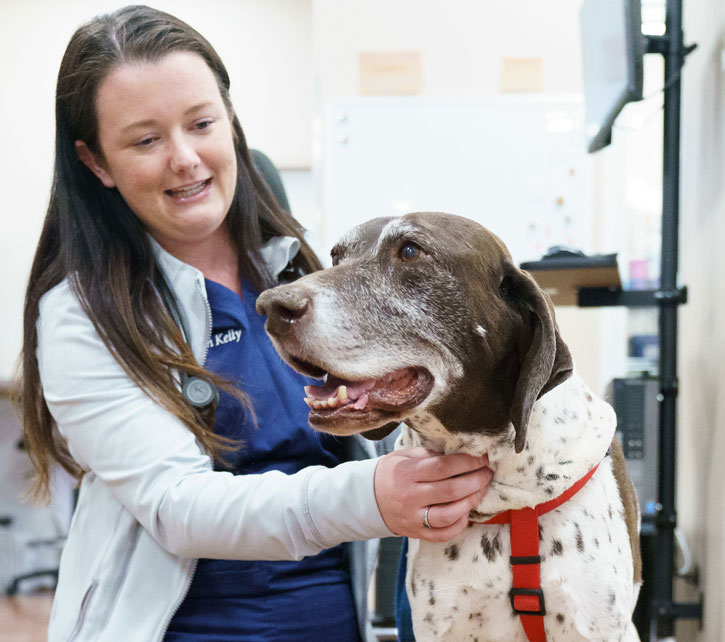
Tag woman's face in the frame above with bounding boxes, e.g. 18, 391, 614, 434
76, 51, 238, 256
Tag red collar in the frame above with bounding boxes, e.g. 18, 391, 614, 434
468, 463, 601, 642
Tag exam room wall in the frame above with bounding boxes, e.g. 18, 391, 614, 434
677, 0, 725, 640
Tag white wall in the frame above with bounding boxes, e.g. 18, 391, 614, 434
312, 0, 585, 98
677, 0, 725, 638
0, 0, 313, 382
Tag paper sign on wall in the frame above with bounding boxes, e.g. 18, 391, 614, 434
500, 57, 545, 92
359, 51, 422, 95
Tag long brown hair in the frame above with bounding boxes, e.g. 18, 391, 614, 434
21, 5, 322, 501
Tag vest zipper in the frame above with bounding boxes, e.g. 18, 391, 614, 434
196, 277, 212, 367
157, 277, 210, 641
156, 558, 198, 642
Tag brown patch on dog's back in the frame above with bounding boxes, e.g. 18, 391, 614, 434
609, 437, 642, 584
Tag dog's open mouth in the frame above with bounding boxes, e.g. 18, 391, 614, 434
287, 355, 434, 429
304, 367, 433, 412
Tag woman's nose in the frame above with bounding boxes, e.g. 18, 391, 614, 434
168, 133, 200, 173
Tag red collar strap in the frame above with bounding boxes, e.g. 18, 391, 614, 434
469, 463, 601, 642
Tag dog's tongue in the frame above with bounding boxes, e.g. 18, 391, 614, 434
306, 375, 376, 409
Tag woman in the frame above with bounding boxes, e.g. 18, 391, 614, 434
21, 6, 492, 641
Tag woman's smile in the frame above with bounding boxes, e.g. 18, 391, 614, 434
165, 177, 213, 202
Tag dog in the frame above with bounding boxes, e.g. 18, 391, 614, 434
256, 212, 642, 642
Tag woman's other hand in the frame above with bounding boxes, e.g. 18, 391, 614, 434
373, 447, 493, 542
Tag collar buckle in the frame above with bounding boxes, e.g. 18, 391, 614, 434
510, 587, 546, 616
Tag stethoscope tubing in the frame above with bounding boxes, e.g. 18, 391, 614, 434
155, 272, 219, 410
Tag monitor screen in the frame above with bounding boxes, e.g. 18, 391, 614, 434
580, 0, 644, 152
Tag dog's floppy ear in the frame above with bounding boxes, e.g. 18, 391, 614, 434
501, 267, 573, 453
360, 421, 400, 441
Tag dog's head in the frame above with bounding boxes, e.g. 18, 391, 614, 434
256, 212, 572, 453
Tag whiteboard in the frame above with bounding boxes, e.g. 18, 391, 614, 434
319, 96, 592, 265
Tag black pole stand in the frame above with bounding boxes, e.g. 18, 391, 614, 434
644, 0, 702, 637
579, 2, 703, 637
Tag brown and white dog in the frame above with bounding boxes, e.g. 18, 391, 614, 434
256, 212, 641, 642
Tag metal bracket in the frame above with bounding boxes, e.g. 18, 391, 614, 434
659, 378, 679, 396
655, 507, 678, 529
644, 34, 698, 58
653, 600, 703, 621
654, 286, 688, 305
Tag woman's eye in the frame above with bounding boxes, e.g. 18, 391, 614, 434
195, 119, 214, 131
134, 136, 155, 147
399, 243, 422, 262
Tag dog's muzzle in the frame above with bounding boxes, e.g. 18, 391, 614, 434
256, 287, 311, 340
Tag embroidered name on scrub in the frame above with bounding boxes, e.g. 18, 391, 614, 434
208, 328, 243, 348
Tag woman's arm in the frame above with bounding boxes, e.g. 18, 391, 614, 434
37, 280, 393, 560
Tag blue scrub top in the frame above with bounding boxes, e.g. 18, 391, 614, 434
165, 278, 360, 642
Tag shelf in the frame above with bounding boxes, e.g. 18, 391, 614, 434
520, 255, 621, 306
578, 288, 658, 307
579, 287, 688, 308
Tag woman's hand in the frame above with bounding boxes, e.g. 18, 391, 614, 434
373, 447, 493, 543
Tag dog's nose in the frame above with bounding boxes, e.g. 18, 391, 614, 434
256, 287, 311, 337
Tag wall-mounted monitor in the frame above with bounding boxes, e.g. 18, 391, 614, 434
580, 0, 645, 153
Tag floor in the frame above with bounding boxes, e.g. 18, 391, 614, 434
0, 595, 52, 642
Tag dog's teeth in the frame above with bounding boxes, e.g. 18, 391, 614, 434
337, 386, 348, 402
306, 393, 346, 410
304, 386, 311, 395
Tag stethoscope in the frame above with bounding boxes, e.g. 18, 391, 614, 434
156, 274, 220, 411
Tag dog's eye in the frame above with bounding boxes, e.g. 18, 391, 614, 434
399, 243, 422, 262
330, 247, 340, 266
